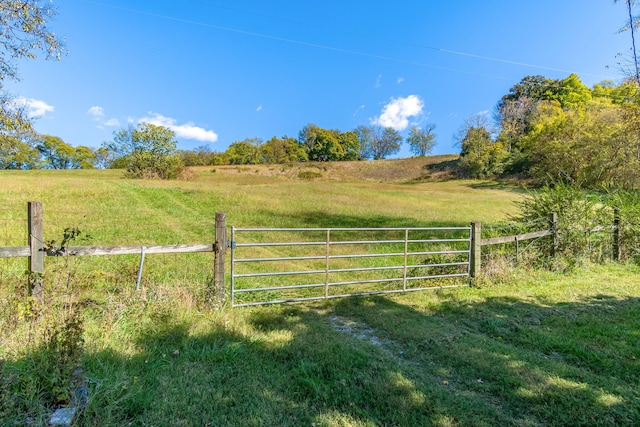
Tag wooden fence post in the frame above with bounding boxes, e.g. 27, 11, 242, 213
470, 222, 481, 278
28, 201, 44, 304
214, 212, 227, 305
550, 212, 558, 257
613, 208, 621, 262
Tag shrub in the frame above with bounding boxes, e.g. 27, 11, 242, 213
298, 171, 322, 180
513, 183, 600, 261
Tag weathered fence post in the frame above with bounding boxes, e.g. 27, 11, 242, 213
550, 212, 558, 258
613, 208, 621, 262
214, 212, 227, 305
28, 201, 44, 304
470, 222, 481, 278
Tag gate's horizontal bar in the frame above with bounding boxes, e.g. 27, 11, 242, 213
232, 283, 468, 307
330, 250, 469, 260
405, 250, 470, 256
329, 238, 470, 245
234, 282, 325, 293
406, 261, 469, 269
234, 255, 326, 263
235, 241, 324, 248
407, 238, 471, 244
329, 239, 405, 245
234, 271, 469, 293
233, 227, 471, 232
325, 283, 467, 300
234, 269, 325, 278
233, 295, 329, 307
234, 261, 470, 279
234, 250, 470, 264
236, 239, 470, 248
404, 273, 469, 281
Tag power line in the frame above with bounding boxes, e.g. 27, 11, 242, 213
84, 0, 612, 82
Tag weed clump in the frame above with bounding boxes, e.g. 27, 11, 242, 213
298, 170, 322, 180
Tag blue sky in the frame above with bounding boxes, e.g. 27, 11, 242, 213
7, 0, 633, 158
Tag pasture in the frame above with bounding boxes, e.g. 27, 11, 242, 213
1, 158, 639, 426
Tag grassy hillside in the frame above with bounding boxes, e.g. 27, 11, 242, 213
0, 156, 517, 247
206, 154, 460, 182
2, 160, 639, 426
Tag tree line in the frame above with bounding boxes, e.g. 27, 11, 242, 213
0, 121, 438, 176
457, 73, 640, 189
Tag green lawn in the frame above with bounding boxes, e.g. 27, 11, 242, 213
1, 164, 639, 426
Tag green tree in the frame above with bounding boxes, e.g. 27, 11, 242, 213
93, 146, 113, 169
355, 125, 402, 160
501, 75, 557, 104
72, 145, 96, 169
338, 131, 360, 161
592, 79, 639, 104
495, 73, 608, 176
261, 136, 308, 163
0, 1, 65, 134
226, 138, 263, 165
107, 123, 183, 179
457, 115, 507, 178
551, 73, 592, 109
179, 145, 218, 166
354, 125, 374, 160
36, 135, 75, 169
0, 134, 39, 168
298, 124, 356, 162
495, 75, 557, 158
521, 100, 637, 188
406, 125, 437, 156
36, 135, 95, 169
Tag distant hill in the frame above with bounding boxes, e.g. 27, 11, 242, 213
201, 155, 460, 182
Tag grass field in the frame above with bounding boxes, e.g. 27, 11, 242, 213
1, 158, 639, 426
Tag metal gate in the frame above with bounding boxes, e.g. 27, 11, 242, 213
230, 226, 472, 307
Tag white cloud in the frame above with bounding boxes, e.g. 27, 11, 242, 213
397, 77, 405, 84
87, 105, 120, 128
375, 74, 382, 88
140, 112, 218, 143
14, 97, 54, 118
371, 95, 424, 131
256, 105, 262, 112
87, 106, 104, 118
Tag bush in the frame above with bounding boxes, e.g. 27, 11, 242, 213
605, 189, 640, 263
511, 184, 640, 265
298, 171, 322, 180
513, 183, 602, 262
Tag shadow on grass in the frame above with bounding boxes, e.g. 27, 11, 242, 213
331, 294, 640, 425
5, 292, 640, 425
464, 180, 531, 194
